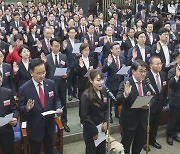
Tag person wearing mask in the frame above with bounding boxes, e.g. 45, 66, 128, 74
81, 69, 108, 154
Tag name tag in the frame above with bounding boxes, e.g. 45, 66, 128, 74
48, 91, 54, 97
103, 97, 107, 103
95, 42, 98, 45
163, 81, 167, 86
5, 72, 10, 77
60, 60, 65, 65
4, 100, 10, 106
147, 54, 150, 58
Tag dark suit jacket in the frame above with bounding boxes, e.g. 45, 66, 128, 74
99, 36, 117, 65
27, 32, 41, 59
46, 53, 70, 91
18, 79, 61, 142
74, 57, 94, 90
1, 62, 16, 95
146, 71, 167, 113
41, 39, 51, 56
102, 56, 126, 91
15, 61, 31, 89
10, 21, 26, 33
127, 45, 151, 68
0, 87, 18, 145
168, 66, 180, 109
116, 77, 150, 130
81, 88, 108, 137
145, 33, 159, 47
61, 38, 81, 69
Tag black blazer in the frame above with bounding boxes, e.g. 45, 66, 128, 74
46, 53, 70, 91
15, 61, 31, 89
0, 87, 18, 145
146, 71, 167, 113
102, 55, 126, 91
116, 77, 150, 130
74, 57, 94, 90
145, 33, 159, 47
127, 45, 151, 67
41, 39, 51, 56
81, 88, 108, 137
168, 66, 180, 108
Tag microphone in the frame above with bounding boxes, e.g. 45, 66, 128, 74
105, 87, 117, 102
146, 78, 156, 95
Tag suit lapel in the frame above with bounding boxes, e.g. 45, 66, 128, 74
43, 80, 49, 109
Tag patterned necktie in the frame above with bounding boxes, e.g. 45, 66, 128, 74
55, 55, 59, 67
38, 83, 45, 108
115, 57, 120, 70
47, 40, 51, 52
137, 82, 143, 96
156, 74, 161, 93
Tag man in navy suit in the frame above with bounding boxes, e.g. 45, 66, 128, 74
102, 42, 126, 122
0, 50, 16, 96
62, 27, 81, 101
127, 31, 151, 69
18, 58, 63, 154
116, 59, 151, 154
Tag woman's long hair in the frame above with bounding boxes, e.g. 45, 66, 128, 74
83, 69, 104, 105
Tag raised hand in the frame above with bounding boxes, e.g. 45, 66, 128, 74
124, 81, 132, 97
156, 41, 161, 51
132, 48, 137, 60
40, 53, 47, 62
37, 40, 42, 49
104, 36, 108, 44
9, 45, 14, 54
107, 54, 113, 66
13, 62, 19, 74
123, 34, 127, 41
84, 38, 88, 43
26, 99, 34, 112
63, 40, 68, 49
176, 66, 180, 78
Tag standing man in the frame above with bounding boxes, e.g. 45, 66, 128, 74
102, 42, 126, 122
0, 71, 18, 154
166, 52, 180, 146
18, 58, 63, 154
116, 59, 150, 154
144, 56, 167, 150
43, 37, 70, 132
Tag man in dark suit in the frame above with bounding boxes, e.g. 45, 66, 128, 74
121, 28, 136, 60
134, 6, 147, 27
166, 52, 180, 146
127, 31, 151, 69
102, 42, 126, 122
144, 56, 167, 150
81, 23, 99, 68
118, 19, 129, 41
0, 50, 16, 96
62, 27, 81, 101
2, 8, 13, 34
99, 26, 117, 65
18, 58, 63, 154
93, 2, 102, 16
10, 12, 25, 33
0, 71, 18, 154
151, 28, 173, 73
145, 22, 159, 47
116, 59, 151, 154
93, 17, 104, 37
44, 37, 70, 132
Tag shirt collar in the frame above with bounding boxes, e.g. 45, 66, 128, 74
32, 78, 43, 87
132, 75, 142, 83
151, 70, 160, 77
138, 44, 145, 49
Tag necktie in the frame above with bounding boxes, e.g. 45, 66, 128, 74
47, 40, 51, 52
123, 27, 126, 34
83, 26, 85, 35
16, 22, 19, 27
96, 27, 99, 34
55, 54, 59, 67
137, 82, 143, 96
115, 57, 120, 70
156, 74, 161, 93
109, 37, 112, 44
90, 36, 94, 48
38, 83, 45, 108
149, 33, 152, 44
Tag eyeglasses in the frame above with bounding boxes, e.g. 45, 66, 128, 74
137, 70, 147, 74
37, 72, 46, 76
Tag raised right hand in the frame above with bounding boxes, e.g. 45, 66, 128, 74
124, 81, 132, 97
107, 54, 113, 65
156, 41, 161, 51
9, 45, 14, 54
13, 62, 19, 73
176, 66, 180, 78
132, 48, 137, 60
26, 99, 34, 112
63, 40, 68, 49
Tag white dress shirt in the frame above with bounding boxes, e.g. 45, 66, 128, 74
52, 52, 60, 65
32, 78, 44, 97
82, 56, 89, 69
132, 76, 144, 96
22, 59, 29, 71
138, 44, 145, 61
151, 71, 162, 87
160, 41, 170, 67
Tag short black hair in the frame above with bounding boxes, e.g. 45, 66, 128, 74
67, 27, 76, 33
134, 31, 146, 39
149, 55, 161, 64
158, 28, 169, 35
50, 37, 61, 46
110, 42, 120, 49
87, 23, 95, 29
14, 33, 23, 42
131, 59, 147, 71
13, 12, 20, 17
18, 45, 29, 57
29, 58, 45, 71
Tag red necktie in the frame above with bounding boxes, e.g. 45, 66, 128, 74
38, 83, 45, 108
137, 82, 143, 96
47, 40, 51, 52
90, 36, 94, 48
115, 57, 120, 70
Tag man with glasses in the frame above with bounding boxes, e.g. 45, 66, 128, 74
116, 59, 151, 154
18, 58, 63, 154
127, 31, 151, 69
143, 56, 167, 151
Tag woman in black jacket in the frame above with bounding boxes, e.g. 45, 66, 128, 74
81, 69, 108, 154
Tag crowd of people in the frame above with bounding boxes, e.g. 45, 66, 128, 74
0, 0, 180, 154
